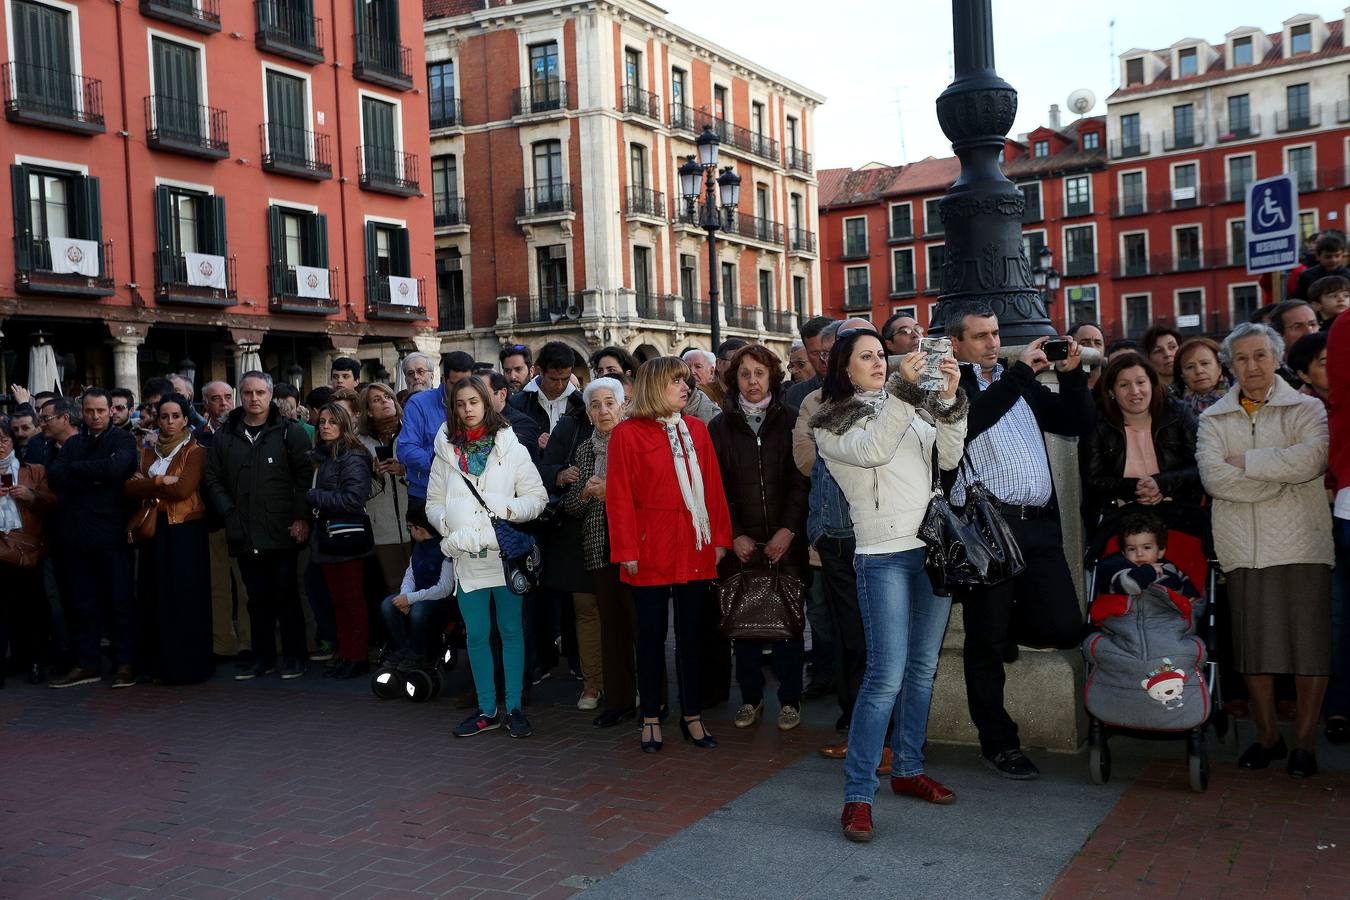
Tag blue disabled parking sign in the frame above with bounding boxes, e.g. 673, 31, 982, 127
1245, 174, 1299, 275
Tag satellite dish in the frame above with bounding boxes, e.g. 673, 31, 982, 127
1067, 89, 1096, 116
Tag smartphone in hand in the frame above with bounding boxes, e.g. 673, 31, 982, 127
919, 337, 952, 390
1042, 338, 1070, 362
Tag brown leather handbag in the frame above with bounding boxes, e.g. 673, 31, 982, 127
0, 530, 43, 567
127, 499, 160, 544
717, 563, 806, 641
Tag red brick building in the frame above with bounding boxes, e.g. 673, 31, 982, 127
1, 0, 436, 398
820, 10, 1350, 342
423, 0, 824, 362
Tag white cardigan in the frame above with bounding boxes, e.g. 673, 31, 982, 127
812, 375, 968, 555
425, 425, 547, 593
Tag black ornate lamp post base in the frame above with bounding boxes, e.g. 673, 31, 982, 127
929, 0, 1055, 342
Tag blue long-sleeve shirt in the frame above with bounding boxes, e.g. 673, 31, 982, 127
397, 388, 446, 500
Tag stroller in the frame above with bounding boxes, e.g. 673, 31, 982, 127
1082, 526, 1227, 793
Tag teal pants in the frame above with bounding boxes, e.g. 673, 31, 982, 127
458, 584, 524, 716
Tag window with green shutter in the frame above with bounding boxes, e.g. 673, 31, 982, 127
10, 163, 102, 273
11, 0, 74, 116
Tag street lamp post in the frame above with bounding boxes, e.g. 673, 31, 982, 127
1031, 245, 1062, 317
928, 0, 1055, 341
678, 125, 741, 350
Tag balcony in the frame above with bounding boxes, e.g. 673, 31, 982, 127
13, 236, 115, 297
268, 264, 339, 315
1111, 195, 1149, 217
1216, 115, 1260, 142
1276, 106, 1320, 133
789, 228, 817, 255
365, 275, 428, 321
1118, 254, 1151, 278
516, 183, 574, 220
1065, 200, 1092, 218
433, 196, 467, 229
155, 252, 236, 307
254, 0, 323, 65
352, 34, 412, 91
681, 296, 710, 324
840, 241, 869, 261
676, 107, 781, 165
888, 224, 914, 243
1293, 169, 1318, 192
1062, 256, 1097, 277
516, 292, 581, 325
358, 146, 420, 196
2, 63, 105, 134
618, 84, 661, 121
1109, 134, 1151, 159
260, 123, 331, 180
624, 186, 666, 221
634, 291, 668, 320
843, 286, 871, 311
764, 308, 794, 334
725, 305, 758, 330
786, 147, 813, 175
429, 97, 462, 130
140, 0, 220, 33
1163, 129, 1200, 152
512, 79, 573, 118
890, 274, 916, 297
669, 103, 698, 134
145, 96, 228, 159
727, 212, 784, 246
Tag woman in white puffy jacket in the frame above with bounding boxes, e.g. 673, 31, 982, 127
810, 327, 968, 842
427, 376, 547, 740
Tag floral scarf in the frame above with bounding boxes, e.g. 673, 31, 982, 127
452, 425, 494, 476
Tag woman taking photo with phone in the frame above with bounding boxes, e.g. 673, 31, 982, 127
426, 376, 547, 739
811, 329, 968, 843
607, 357, 733, 753
359, 383, 411, 595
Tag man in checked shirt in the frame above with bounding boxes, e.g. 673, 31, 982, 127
943, 299, 1095, 781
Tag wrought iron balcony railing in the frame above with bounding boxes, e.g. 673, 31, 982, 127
260, 122, 331, 179
619, 84, 661, 121
516, 183, 573, 217
624, 186, 666, 219
433, 196, 467, 227
255, 0, 323, 63
140, 0, 220, 33
268, 263, 339, 314
512, 79, 573, 116
145, 95, 229, 159
2, 62, 105, 134
429, 96, 462, 129
517, 292, 582, 324
155, 252, 236, 306
358, 145, 420, 195
13, 236, 114, 296
353, 33, 412, 90
789, 228, 817, 254
366, 275, 428, 320
787, 147, 812, 174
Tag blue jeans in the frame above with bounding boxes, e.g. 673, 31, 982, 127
380, 593, 453, 660
844, 547, 952, 805
1327, 517, 1350, 718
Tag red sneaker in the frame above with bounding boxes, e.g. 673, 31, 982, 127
840, 801, 874, 842
890, 774, 956, 804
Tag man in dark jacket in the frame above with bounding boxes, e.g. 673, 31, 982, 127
508, 341, 578, 451
47, 388, 139, 689
945, 300, 1095, 781
203, 371, 313, 680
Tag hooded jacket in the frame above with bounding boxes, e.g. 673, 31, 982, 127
510, 376, 579, 436
812, 374, 969, 556
202, 404, 313, 555
425, 423, 547, 593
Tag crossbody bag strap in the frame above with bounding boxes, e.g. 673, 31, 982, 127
455, 467, 498, 523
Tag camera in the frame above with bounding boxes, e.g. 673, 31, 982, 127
1042, 338, 1071, 362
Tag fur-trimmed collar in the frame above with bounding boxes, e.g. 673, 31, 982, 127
809, 373, 969, 436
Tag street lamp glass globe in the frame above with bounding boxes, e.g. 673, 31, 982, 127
678, 156, 702, 200
717, 166, 741, 208
1038, 245, 1053, 268
695, 125, 720, 168
1032, 268, 1047, 288
1047, 270, 1062, 291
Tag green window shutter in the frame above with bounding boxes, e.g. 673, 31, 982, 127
205, 195, 228, 257
154, 184, 176, 285
394, 227, 410, 277
364, 221, 379, 300
267, 204, 284, 296
11, 165, 33, 271
72, 175, 102, 243
311, 212, 329, 268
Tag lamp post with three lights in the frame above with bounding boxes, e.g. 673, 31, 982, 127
677, 125, 741, 349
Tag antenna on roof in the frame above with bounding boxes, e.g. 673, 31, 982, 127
1109, 19, 1117, 90
893, 87, 908, 165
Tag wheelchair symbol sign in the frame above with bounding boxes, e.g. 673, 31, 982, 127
1245, 174, 1299, 274
1248, 177, 1294, 236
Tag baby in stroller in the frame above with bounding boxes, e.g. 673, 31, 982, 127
1084, 511, 1209, 731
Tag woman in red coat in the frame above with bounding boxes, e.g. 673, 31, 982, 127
607, 356, 733, 753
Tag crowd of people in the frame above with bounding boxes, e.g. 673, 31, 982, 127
0, 273, 1345, 842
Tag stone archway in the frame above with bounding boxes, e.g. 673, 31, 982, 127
632, 342, 662, 364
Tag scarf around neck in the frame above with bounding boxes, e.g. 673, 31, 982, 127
0, 453, 21, 532
655, 414, 712, 551
590, 427, 613, 478
854, 387, 887, 414
370, 413, 401, 446
452, 425, 494, 476
154, 428, 191, 463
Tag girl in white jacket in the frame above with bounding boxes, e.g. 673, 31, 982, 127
427, 377, 547, 739
810, 328, 968, 843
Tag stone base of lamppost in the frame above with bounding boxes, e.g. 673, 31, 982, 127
925, 359, 1092, 753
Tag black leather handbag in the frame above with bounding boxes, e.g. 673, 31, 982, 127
315, 511, 375, 558
917, 447, 1026, 595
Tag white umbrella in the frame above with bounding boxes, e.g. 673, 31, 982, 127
394, 354, 407, 392
28, 342, 61, 396
234, 346, 263, 405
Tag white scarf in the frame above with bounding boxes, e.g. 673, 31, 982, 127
0, 454, 23, 532
854, 387, 887, 414
656, 414, 712, 551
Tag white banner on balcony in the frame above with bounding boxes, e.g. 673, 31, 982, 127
185, 252, 227, 289
295, 265, 330, 299
48, 237, 99, 277
388, 275, 419, 307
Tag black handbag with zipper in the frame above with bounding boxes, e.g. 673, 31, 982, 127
917, 446, 1026, 595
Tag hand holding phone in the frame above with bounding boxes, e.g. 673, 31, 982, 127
918, 337, 953, 391
1042, 338, 1070, 362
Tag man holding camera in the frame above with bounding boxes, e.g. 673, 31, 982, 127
945, 300, 1095, 780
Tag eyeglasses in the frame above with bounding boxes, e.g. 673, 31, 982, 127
887, 325, 925, 339
38, 415, 56, 424
405, 367, 433, 376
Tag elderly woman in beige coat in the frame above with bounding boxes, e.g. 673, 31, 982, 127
1197, 322, 1333, 779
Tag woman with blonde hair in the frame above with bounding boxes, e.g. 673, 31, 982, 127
358, 383, 411, 592
607, 357, 733, 752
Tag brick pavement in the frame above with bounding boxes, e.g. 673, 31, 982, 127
0, 675, 831, 899
1045, 758, 1350, 899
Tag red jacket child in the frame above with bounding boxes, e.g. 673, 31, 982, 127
606, 414, 733, 587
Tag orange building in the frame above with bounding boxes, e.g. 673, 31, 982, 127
1, 0, 435, 398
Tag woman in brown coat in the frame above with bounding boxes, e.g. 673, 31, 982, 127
0, 421, 55, 688
126, 393, 212, 685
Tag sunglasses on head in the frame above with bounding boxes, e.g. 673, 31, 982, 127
837, 327, 881, 340
506, 344, 528, 353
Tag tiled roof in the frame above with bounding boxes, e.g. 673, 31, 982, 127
819, 165, 904, 208
882, 156, 962, 198
1110, 21, 1347, 98
1004, 118, 1107, 177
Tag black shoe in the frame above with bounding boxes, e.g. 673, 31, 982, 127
593, 706, 637, 728
1325, 717, 1350, 745
506, 708, 533, 738
530, 668, 552, 686
802, 679, 835, 701
1238, 738, 1288, 770
453, 710, 502, 738
983, 748, 1039, 780
640, 721, 663, 753
679, 716, 718, 749
1288, 748, 1318, 778
280, 658, 306, 680
234, 661, 276, 681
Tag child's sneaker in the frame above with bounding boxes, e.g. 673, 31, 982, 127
505, 708, 533, 739
453, 710, 502, 738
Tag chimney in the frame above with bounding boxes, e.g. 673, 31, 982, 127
1048, 104, 1062, 129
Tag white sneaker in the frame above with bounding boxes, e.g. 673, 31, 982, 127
577, 689, 601, 711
